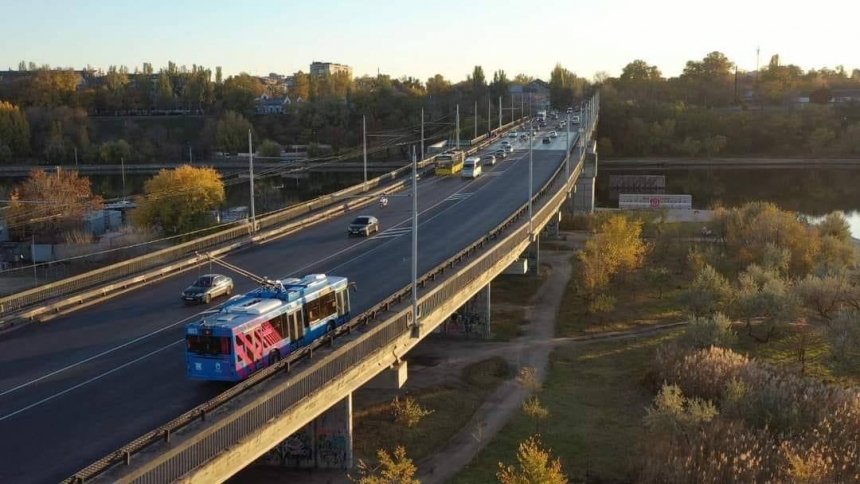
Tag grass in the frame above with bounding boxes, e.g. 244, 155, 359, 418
556, 250, 690, 336
730, 321, 860, 386
451, 331, 681, 484
352, 356, 511, 463
488, 273, 545, 342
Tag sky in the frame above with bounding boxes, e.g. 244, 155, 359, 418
1, 0, 858, 82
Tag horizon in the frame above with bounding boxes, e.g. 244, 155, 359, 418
2, 0, 858, 83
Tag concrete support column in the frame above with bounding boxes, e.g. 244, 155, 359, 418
485, 282, 492, 338
573, 139, 599, 214
259, 393, 354, 470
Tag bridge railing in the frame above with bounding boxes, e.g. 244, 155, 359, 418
0, 118, 526, 321
63, 95, 597, 484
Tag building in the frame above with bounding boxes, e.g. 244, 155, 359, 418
254, 93, 291, 114
310, 61, 353, 78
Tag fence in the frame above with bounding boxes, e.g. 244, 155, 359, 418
0, 117, 526, 322
63, 96, 596, 483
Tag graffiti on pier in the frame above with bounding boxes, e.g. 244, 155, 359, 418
261, 426, 313, 468
316, 427, 347, 468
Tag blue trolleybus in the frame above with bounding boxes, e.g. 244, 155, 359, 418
185, 273, 352, 381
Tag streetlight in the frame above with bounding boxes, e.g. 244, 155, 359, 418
248, 129, 256, 231
528, 126, 533, 240
410, 145, 420, 338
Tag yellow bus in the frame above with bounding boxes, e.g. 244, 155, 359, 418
434, 151, 465, 176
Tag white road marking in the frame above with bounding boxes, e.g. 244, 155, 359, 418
0, 339, 182, 422
0, 314, 200, 397
0, 144, 532, 417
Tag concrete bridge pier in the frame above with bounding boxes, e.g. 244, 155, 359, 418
442, 281, 493, 338
258, 393, 354, 470
573, 140, 598, 213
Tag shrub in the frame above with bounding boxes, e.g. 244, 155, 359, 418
679, 312, 737, 349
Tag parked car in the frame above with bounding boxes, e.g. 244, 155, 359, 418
494, 149, 507, 159
182, 274, 234, 304
348, 215, 379, 237
481, 154, 497, 166
542, 137, 551, 144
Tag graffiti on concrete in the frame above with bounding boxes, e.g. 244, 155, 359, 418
316, 427, 347, 469
260, 426, 314, 468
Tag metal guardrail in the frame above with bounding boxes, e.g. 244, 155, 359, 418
0, 118, 525, 323
62, 97, 596, 483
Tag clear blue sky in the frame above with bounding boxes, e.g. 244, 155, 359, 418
2, 0, 857, 81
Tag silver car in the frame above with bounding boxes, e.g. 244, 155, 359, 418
182, 274, 234, 304
481, 154, 496, 166
348, 215, 379, 236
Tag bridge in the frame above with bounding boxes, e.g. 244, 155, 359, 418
0, 95, 599, 483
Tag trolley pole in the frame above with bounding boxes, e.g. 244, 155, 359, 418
362, 115, 367, 187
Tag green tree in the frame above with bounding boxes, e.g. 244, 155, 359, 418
426, 74, 452, 98
352, 446, 419, 484
0, 101, 30, 160
807, 127, 836, 155
100, 139, 132, 164
680, 313, 737, 349
497, 436, 568, 484
216, 111, 254, 154
131, 165, 225, 236
645, 267, 672, 298
258, 139, 282, 158
391, 396, 433, 429
680, 264, 733, 319
702, 135, 728, 158
522, 396, 550, 434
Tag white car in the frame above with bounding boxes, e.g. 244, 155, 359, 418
508, 132, 517, 138
550, 131, 558, 138
504, 144, 514, 153
481, 154, 497, 166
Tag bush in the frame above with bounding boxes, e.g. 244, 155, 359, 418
679, 312, 737, 349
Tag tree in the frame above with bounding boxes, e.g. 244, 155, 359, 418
131, 165, 225, 236
794, 274, 848, 321
291, 71, 310, 100
352, 446, 419, 484
807, 127, 836, 155
216, 111, 253, 154
645, 267, 672, 298
426, 74, 452, 98
490, 70, 511, 100
391, 396, 433, 428
702, 135, 727, 158
470, 65, 488, 99
679, 264, 732, 319
258, 139, 282, 158
512, 73, 535, 86
6, 169, 103, 241
0, 101, 30, 160
100, 139, 132, 164
827, 310, 860, 367
522, 396, 550, 433
497, 436, 567, 484
680, 313, 737, 349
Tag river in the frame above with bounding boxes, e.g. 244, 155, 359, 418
597, 166, 860, 237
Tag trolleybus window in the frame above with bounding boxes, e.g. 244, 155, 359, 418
186, 334, 230, 356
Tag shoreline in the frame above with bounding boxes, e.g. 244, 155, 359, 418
601, 157, 860, 170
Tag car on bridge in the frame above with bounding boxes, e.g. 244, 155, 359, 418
543, 137, 551, 144
508, 131, 517, 138
550, 131, 558, 138
181, 274, 234, 304
494, 149, 507, 159
504, 144, 514, 153
348, 215, 379, 236
481, 154, 496, 166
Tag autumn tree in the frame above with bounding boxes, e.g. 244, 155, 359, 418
391, 396, 433, 429
352, 446, 419, 484
497, 436, 568, 484
131, 165, 225, 236
216, 111, 254, 154
0, 101, 30, 161
6, 169, 103, 242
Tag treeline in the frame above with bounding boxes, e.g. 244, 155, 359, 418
596, 52, 860, 158
0, 62, 580, 165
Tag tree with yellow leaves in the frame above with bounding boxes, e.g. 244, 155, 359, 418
131, 165, 225, 236
352, 446, 419, 484
497, 435, 568, 484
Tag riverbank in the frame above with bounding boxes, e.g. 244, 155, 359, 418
602, 157, 860, 169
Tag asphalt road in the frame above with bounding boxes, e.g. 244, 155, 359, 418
0, 126, 574, 483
